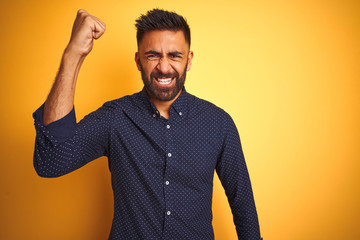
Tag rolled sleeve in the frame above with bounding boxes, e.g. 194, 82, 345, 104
33, 104, 77, 146
33, 102, 113, 178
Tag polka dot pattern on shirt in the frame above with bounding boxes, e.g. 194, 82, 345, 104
33, 88, 261, 239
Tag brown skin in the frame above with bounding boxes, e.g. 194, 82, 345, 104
135, 30, 193, 119
43, 9, 106, 125
43, 11, 192, 124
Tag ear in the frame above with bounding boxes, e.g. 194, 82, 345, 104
135, 52, 141, 71
186, 51, 194, 71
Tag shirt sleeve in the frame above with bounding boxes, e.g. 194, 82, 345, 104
33, 103, 113, 178
215, 113, 262, 240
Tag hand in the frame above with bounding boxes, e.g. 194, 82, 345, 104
66, 9, 106, 57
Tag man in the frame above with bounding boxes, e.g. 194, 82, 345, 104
33, 9, 262, 239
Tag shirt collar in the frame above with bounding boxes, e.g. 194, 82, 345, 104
171, 87, 188, 117
137, 87, 189, 118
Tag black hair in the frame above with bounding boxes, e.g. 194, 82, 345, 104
135, 9, 191, 47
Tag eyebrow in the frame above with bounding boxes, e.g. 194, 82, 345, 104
144, 50, 184, 56
168, 51, 183, 56
145, 50, 161, 55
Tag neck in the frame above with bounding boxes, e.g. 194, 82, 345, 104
147, 89, 182, 119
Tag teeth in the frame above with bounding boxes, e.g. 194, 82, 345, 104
157, 78, 172, 85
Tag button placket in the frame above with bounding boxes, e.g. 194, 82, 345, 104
163, 118, 174, 232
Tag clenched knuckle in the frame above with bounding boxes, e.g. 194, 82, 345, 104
77, 9, 86, 15
83, 15, 94, 24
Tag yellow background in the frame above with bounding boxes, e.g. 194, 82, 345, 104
1, 0, 359, 239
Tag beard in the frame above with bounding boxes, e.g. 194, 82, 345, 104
140, 62, 188, 101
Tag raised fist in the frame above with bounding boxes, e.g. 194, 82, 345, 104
66, 9, 106, 56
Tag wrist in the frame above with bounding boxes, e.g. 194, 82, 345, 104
56, 44, 86, 84
63, 44, 87, 63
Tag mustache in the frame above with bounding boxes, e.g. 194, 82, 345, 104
150, 71, 179, 79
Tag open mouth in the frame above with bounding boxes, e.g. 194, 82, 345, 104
155, 77, 175, 85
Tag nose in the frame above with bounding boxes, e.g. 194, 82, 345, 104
156, 57, 171, 73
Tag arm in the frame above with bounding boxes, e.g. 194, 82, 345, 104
43, 9, 106, 125
33, 10, 109, 177
215, 114, 262, 240
33, 102, 113, 178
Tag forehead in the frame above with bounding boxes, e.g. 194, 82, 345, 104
139, 30, 189, 52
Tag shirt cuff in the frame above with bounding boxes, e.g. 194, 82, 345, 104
33, 104, 77, 144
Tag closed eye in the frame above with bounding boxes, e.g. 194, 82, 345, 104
146, 54, 160, 60
170, 54, 181, 58
169, 51, 183, 59
145, 51, 161, 60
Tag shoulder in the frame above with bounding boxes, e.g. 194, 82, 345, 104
100, 91, 143, 112
186, 93, 239, 144
187, 92, 233, 123
84, 93, 143, 127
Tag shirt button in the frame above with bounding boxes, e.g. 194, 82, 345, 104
166, 124, 170, 129
165, 181, 169, 185
179, 112, 183, 116
167, 211, 171, 215
153, 114, 156, 118
167, 153, 172, 157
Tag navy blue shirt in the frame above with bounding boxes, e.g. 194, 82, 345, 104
33, 88, 261, 239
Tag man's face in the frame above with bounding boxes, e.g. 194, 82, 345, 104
135, 30, 193, 102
